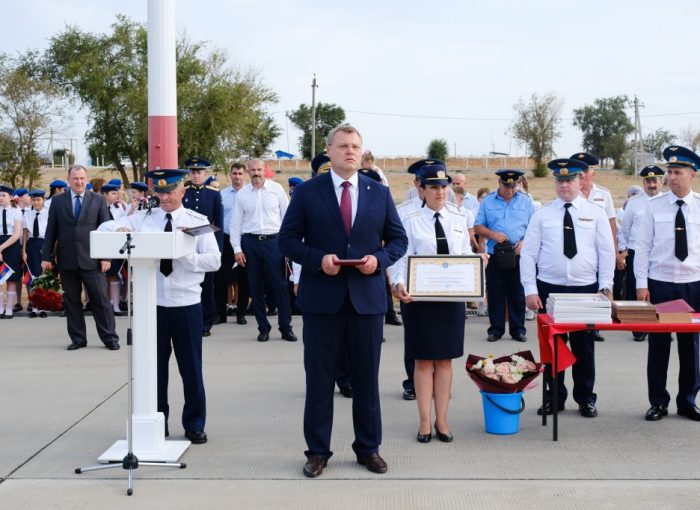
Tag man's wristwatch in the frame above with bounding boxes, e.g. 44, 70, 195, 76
599, 288, 611, 294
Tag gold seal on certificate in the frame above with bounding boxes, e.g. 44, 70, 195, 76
406, 255, 485, 301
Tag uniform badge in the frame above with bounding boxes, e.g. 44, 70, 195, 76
560, 168, 569, 175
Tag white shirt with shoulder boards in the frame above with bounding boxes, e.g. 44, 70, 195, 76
230, 179, 289, 253
22, 207, 48, 238
621, 192, 665, 252
98, 206, 221, 307
389, 206, 472, 287
520, 195, 615, 296
633, 191, 700, 288
1, 206, 23, 235
584, 183, 616, 219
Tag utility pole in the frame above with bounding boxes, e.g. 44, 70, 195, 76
310, 75, 317, 159
633, 95, 645, 175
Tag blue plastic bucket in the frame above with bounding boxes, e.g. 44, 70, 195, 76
480, 391, 525, 435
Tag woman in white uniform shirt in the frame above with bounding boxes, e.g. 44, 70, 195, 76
0, 185, 23, 318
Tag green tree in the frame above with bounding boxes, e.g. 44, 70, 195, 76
426, 138, 449, 162
509, 92, 562, 177
0, 55, 64, 187
41, 15, 279, 184
643, 128, 676, 160
572, 95, 634, 168
287, 102, 345, 159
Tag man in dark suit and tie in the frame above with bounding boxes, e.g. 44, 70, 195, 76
278, 124, 407, 477
42, 165, 120, 351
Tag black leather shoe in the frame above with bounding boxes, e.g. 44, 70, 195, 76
339, 386, 353, 398
579, 402, 598, 418
645, 405, 668, 421
67, 341, 87, 351
185, 430, 207, 444
487, 335, 500, 342
29, 311, 38, 318
13, 303, 23, 312
594, 331, 605, 342
202, 329, 211, 337
402, 389, 416, 401
512, 335, 527, 342
677, 405, 700, 421
303, 455, 327, 478
257, 329, 270, 342
236, 316, 247, 325
434, 422, 453, 443
385, 313, 402, 326
537, 401, 565, 415
416, 431, 432, 443
357, 453, 388, 474
105, 341, 120, 351
39, 311, 48, 318
281, 329, 297, 342
633, 333, 648, 342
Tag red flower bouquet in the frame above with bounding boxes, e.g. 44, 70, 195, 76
29, 271, 63, 311
466, 350, 542, 394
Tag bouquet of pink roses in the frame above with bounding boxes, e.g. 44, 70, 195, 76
466, 350, 542, 394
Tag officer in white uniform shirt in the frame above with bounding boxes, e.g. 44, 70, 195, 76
634, 145, 700, 423
520, 158, 615, 419
620, 166, 665, 341
99, 168, 221, 444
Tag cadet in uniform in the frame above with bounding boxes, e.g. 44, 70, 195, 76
634, 146, 700, 422
44, 179, 67, 210
620, 165, 665, 341
183, 157, 224, 336
99, 168, 221, 443
127, 181, 150, 215
520, 158, 615, 418
474, 169, 535, 342
12, 188, 31, 312
0, 185, 23, 318
21, 189, 49, 317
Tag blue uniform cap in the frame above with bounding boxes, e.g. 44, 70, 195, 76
288, 176, 304, 187
49, 179, 67, 188
408, 159, 446, 175
0, 184, 14, 195
640, 165, 665, 178
311, 152, 331, 176
107, 178, 122, 187
548, 158, 587, 179
130, 181, 149, 192
28, 189, 46, 198
86, 183, 93, 191
570, 152, 599, 167
419, 166, 452, 186
359, 169, 382, 183
203, 175, 216, 186
495, 169, 524, 187
145, 169, 189, 192
185, 157, 211, 170
663, 145, 700, 171
101, 183, 119, 193
13, 187, 28, 197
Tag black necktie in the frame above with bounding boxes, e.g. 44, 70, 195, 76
33, 212, 40, 238
160, 213, 173, 276
434, 212, 449, 255
675, 200, 688, 261
2, 208, 6, 235
563, 203, 577, 259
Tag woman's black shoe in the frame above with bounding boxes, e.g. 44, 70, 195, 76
416, 431, 432, 443
434, 422, 453, 442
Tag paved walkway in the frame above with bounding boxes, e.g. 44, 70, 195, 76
1, 312, 698, 509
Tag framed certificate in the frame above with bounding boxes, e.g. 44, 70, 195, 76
406, 255, 485, 302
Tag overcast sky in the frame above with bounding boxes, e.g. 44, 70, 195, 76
3, 0, 700, 163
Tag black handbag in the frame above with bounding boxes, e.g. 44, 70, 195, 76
492, 241, 517, 270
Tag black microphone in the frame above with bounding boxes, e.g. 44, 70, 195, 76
142, 196, 160, 210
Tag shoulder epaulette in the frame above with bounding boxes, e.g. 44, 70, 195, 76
184, 208, 208, 221
205, 185, 218, 191
403, 210, 422, 221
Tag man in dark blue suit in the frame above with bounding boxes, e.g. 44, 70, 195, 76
279, 125, 407, 478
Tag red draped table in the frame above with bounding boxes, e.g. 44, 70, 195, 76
536, 313, 700, 441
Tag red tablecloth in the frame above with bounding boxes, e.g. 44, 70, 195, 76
536, 313, 700, 373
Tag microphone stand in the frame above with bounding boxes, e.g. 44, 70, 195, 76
75, 232, 186, 495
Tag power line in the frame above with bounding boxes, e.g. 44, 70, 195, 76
346, 110, 512, 121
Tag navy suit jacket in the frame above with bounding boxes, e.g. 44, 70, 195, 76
278, 172, 407, 315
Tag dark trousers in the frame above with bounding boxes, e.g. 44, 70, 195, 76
647, 278, 700, 409
302, 296, 383, 459
214, 234, 235, 322
233, 265, 250, 318
200, 272, 217, 329
399, 300, 415, 391
486, 260, 526, 338
241, 235, 291, 333
538, 279, 598, 406
59, 268, 118, 346
336, 343, 351, 390
157, 303, 206, 432
384, 278, 395, 318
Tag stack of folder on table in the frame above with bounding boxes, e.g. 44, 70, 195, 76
655, 299, 694, 323
546, 293, 612, 324
612, 301, 658, 323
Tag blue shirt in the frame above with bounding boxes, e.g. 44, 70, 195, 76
475, 190, 535, 254
220, 185, 241, 235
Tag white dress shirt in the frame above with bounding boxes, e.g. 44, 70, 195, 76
390, 206, 472, 286
98, 206, 221, 307
633, 191, 700, 288
22, 207, 48, 238
621, 192, 664, 252
520, 195, 615, 296
1, 206, 23, 236
230, 179, 289, 253
584, 183, 616, 219
329, 170, 359, 226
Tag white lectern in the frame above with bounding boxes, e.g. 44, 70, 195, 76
90, 230, 196, 462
